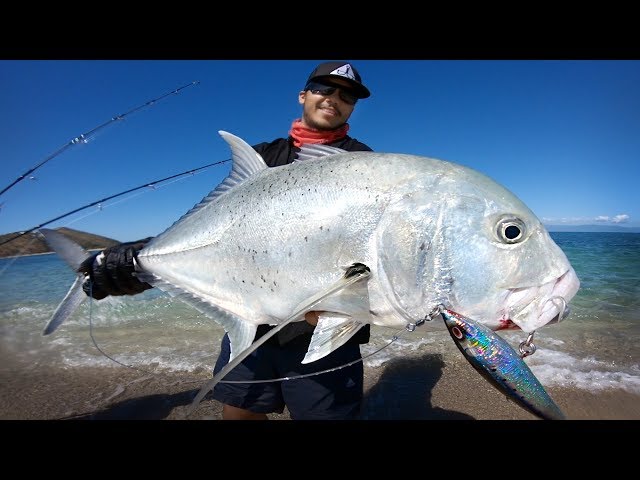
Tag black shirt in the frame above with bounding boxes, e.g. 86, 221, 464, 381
251, 135, 373, 347
253, 135, 372, 167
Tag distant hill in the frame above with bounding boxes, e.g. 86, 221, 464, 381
545, 224, 640, 233
0, 228, 120, 258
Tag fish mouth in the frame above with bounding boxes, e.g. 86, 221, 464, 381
499, 268, 580, 332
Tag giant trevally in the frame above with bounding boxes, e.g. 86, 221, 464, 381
40, 131, 580, 407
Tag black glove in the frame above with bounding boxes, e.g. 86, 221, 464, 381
78, 237, 154, 300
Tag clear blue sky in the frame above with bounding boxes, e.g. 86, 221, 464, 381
1, 60, 639, 242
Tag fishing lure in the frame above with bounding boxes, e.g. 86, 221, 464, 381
441, 308, 566, 420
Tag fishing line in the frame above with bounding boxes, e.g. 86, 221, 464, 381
53, 173, 200, 229
86, 282, 158, 375
0, 157, 231, 249
215, 328, 413, 384
83, 278, 415, 384
53, 324, 417, 421
0, 81, 200, 199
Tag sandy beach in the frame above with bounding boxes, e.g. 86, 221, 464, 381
1, 349, 638, 422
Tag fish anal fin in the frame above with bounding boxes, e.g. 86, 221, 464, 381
147, 276, 258, 361
188, 262, 371, 415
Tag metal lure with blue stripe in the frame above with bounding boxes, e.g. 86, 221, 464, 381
441, 308, 566, 420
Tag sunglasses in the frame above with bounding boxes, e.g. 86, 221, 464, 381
306, 81, 358, 106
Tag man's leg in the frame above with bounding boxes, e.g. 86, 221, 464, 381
211, 333, 285, 420
222, 404, 268, 420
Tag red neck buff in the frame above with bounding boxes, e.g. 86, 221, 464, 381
288, 119, 349, 148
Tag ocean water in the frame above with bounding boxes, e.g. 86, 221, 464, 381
0, 232, 639, 394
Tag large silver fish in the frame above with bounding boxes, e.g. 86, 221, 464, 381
41, 131, 580, 374
441, 307, 566, 420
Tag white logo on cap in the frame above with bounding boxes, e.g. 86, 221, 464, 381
330, 64, 356, 81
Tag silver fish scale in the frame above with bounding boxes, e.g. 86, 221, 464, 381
137, 152, 429, 325
135, 132, 579, 341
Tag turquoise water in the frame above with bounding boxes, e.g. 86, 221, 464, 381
1, 232, 639, 393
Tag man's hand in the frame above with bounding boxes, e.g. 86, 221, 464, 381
305, 311, 320, 326
78, 238, 154, 300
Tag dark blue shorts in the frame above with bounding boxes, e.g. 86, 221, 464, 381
211, 333, 364, 420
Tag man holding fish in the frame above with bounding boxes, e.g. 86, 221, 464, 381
79, 61, 376, 420
45, 61, 579, 421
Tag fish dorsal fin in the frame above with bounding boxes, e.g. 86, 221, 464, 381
296, 144, 347, 162
148, 131, 268, 242
213, 131, 268, 197
302, 313, 366, 364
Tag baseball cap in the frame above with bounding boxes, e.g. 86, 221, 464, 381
304, 61, 371, 99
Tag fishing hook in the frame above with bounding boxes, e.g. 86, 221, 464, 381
517, 296, 569, 358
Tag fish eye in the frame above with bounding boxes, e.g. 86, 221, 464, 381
451, 326, 464, 339
496, 217, 526, 244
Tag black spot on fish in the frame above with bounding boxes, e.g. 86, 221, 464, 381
304, 236, 308, 242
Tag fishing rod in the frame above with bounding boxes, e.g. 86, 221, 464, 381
0, 157, 231, 248
0, 81, 200, 199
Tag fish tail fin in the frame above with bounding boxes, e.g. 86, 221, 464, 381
39, 228, 93, 336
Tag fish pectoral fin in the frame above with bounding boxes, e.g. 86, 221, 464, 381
302, 313, 366, 364
290, 262, 371, 314
227, 323, 258, 362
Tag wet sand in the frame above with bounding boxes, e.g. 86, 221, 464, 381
1, 351, 638, 421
